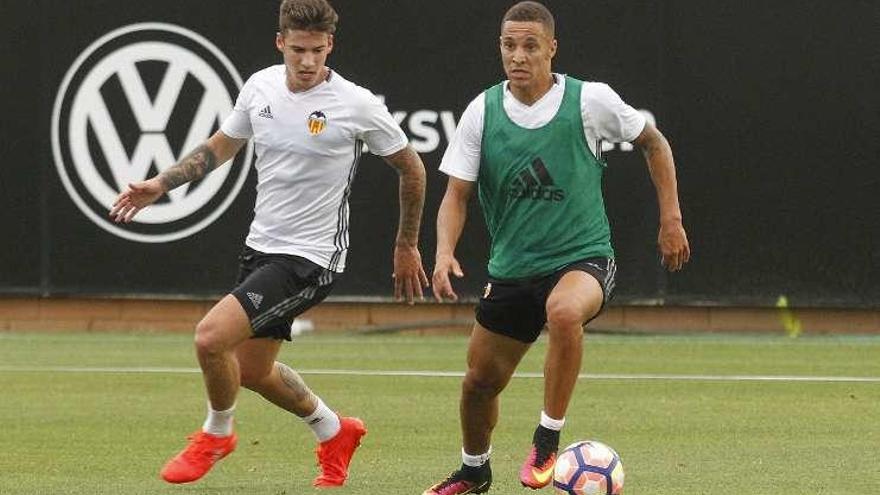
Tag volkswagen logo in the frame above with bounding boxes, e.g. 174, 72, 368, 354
51, 23, 253, 243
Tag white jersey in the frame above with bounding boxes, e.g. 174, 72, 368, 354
440, 74, 646, 181
221, 65, 407, 272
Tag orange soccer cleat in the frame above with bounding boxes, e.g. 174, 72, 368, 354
313, 416, 368, 487
519, 426, 559, 489
160, 430, 237, 484
519, 444, 557, 489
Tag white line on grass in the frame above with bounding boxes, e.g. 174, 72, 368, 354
3, 334, 880, 346
0, 366, 878, 383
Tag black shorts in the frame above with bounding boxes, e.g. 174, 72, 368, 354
231, 246, 338, 340
475, 257, 617, 344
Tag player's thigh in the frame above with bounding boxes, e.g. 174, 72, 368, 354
196, 294, 254, 350
465, 323, 531, 392
545, 271, 604, 329
236, 337, 283, 381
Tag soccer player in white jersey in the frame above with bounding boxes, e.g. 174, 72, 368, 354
423, 2, 690, 494
110, 0, 429, 488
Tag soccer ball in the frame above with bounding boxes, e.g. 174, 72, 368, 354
553, 440, 624, 495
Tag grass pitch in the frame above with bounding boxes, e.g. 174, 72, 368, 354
0, 331, 878, 494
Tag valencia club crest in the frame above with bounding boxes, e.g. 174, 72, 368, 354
307, 110, 327, 136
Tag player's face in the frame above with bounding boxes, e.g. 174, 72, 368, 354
276, 29, 334, 92
499, 21, 557, 93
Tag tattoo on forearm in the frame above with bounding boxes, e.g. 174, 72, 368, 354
158, 144, 218, 191
396, 149, 426, 245
399, 180, 425, 245
276, 362, 315, 404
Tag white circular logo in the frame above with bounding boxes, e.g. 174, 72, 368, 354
52, 23, 253, 243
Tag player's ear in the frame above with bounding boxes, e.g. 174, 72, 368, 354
326, 34, 334, 55
549, 38, 558, 58
275, 32, 284, 53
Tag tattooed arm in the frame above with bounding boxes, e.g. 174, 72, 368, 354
157, 144, 219, 192
110, 130, 247, 223
632, 122, 691, 271
381, 145, 430, 303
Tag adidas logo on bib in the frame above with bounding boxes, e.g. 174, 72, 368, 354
247, 292, 263, 309
258, 106, 273, 119
509, 157, 565, 202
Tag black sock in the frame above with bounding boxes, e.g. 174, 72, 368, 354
459, 459, 491, 480
533, 425, 560, 453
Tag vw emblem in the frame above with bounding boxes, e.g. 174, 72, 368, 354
51, 23, 253, 243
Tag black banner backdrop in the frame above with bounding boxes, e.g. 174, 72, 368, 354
1, 0, 877, 306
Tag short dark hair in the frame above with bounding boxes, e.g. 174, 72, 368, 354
279, 0, 339, 35
502, 1, 555, 37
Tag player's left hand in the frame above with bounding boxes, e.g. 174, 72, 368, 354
658, 220, 690, 272
393, 243, 429, 304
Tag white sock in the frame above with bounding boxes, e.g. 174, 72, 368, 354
540, 410, 565, 431
303, 398, 341, 442
202, 403, 235, 437
462, 446, 492, 467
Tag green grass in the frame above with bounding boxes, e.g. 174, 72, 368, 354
0, 331, 878, 494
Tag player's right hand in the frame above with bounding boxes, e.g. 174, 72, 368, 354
109, 178, 165, 223
432, 254, 464, 302
658, 220, 690, 272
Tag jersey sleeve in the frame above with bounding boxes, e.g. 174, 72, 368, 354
581, 82, 646, 144
438, 93, 485, 182
221, 77, 255, 139
351, 90, 408, 157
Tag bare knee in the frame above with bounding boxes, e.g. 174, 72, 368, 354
462, 370, 506, 400
194, 317, 230, 358
546, 305, 590, 355
194, 295, 252, 360
546, 300, 588, 333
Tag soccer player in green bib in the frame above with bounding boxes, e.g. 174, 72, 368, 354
422, 2, 690, 494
